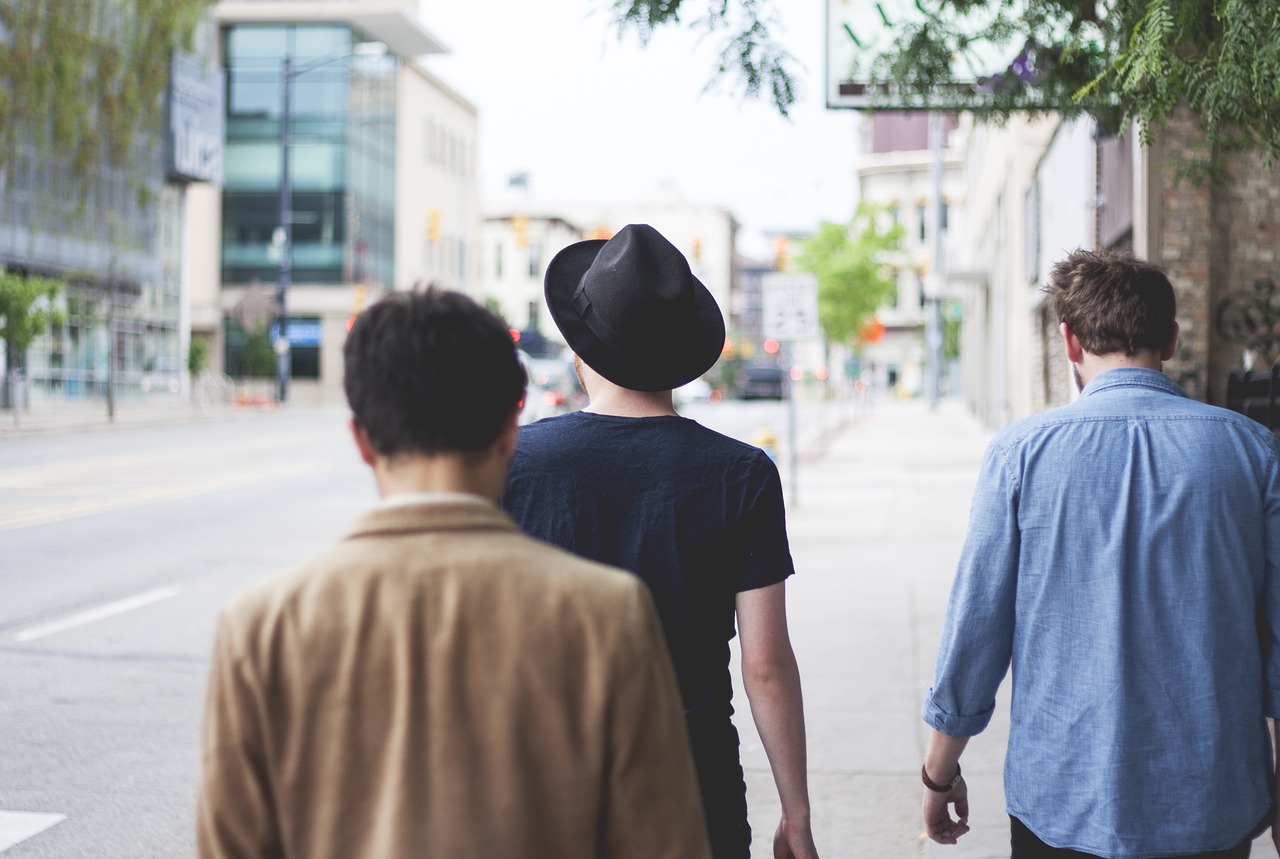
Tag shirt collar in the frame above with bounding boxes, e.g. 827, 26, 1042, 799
1079, 367, 1188, 399
377, 491, 495, 510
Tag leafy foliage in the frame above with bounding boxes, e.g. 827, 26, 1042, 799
611, 0, 799, 115
241, 327, 278, 379
0, 270, 64, 368
187, 337, 210, 376
795, 205, 904, 345
610, 0, 1280, 160
0, 0, 211, 201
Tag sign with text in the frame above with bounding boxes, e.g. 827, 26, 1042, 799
761, 272, 821, 342
166, 51, 225, 185
825, 0, 1032, 110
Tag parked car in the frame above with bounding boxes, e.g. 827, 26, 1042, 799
737, 364, 786, 400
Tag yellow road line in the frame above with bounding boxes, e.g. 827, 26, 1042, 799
0, 460, 323, 532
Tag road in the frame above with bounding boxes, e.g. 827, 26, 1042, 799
0, 399, 840, 857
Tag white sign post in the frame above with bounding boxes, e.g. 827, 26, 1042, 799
760, 272, 819, 509
761, 272, 820, 343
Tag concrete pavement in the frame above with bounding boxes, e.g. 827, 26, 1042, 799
0, 397, 270, 441
736, 395, 1011, 859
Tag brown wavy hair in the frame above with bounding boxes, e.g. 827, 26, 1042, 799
1043, 249, 1176, 357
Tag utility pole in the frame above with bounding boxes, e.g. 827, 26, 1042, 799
275, 54, 294, 404
926, 112, 946, 410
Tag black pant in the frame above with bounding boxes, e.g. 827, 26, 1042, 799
687, 717, 750, 859
1011, 816, 1251, 859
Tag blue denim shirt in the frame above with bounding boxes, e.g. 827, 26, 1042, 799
923, 368, 1280, 857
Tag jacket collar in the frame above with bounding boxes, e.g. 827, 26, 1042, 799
1080, 367, 1188, 400
345, 500, 521, 541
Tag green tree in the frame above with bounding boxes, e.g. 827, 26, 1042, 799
241, 328, 277, 379
0, 270, 64, 418
795, 205, 904, 345
187, 337, 210, 377
611, 0, 800, 115
609, 0, 1280, 160
0, 1, 212, 196
0, 270, 63, 372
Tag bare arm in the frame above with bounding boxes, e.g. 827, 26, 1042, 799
922, 729, 971, 845
737, 581, 818, 859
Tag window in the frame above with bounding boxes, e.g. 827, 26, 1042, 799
528, 242, 542, 279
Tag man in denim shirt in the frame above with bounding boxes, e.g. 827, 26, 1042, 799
921, 250, 1280, 858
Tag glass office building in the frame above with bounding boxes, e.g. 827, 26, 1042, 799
220, 22, 397, 379
0, 10, 220, 406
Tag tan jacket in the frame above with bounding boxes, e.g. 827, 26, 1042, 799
197, 500, 710, 859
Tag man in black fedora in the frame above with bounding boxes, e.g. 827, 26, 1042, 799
502, 224, 819, 859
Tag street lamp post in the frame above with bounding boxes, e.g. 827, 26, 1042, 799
275, 41, 386, 403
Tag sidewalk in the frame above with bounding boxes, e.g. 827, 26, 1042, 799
0, 397, 283, 441
735, 396, 1010, 858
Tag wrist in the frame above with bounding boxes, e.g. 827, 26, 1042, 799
781, 809, 812, 827
922, 762, 962, 792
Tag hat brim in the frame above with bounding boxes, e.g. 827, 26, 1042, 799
544, 239, 726, 392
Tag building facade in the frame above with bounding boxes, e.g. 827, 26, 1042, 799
856, 112, 963, 397
1, 4, 222, 408
477, 214, 584, 341
194, 1, 478, 403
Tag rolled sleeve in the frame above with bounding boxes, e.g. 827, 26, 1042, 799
922, 440, 1020, 738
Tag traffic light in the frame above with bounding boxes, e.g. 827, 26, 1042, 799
772, 236, 789, 270
691, 234, 703, 263
763, 339, 779, 355
427, 209, 441, 242
512, 216, 529, 248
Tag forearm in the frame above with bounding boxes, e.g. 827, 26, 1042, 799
744, 650, 811, 822
924, 729, 969, 784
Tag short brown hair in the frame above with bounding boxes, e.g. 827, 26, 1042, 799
1043, 249, 1176, 357
343, 287, 526, 458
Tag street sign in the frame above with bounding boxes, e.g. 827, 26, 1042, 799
761, 272, 821, 342
825, 0, 1032, 110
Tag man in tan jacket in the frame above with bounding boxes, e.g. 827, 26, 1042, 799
196, 288, 711, 859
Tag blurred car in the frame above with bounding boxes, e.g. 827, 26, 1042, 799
674, 377, 715, 407
517, 349, 580, 424
737, 365, 785, 400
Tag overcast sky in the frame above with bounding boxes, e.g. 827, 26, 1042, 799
415, 0, 863, 257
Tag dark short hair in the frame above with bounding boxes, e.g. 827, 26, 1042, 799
1043, 249, 1177, 357
343, 287, 526, 457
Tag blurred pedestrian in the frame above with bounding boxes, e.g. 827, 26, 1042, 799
502, 224, 819, 859
197, 288, 710, 859
921, 249, 1280, 858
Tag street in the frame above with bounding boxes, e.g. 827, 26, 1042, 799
0, 397, 1005, 858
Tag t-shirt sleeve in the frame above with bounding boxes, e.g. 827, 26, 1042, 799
735, 451, 795, 593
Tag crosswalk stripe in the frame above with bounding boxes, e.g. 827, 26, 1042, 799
0, 811, 65, 852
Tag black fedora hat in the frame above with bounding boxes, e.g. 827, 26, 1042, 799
544, 224, 725, 392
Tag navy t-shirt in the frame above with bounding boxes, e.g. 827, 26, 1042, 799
501, 410, 794, 783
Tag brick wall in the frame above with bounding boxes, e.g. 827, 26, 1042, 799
1152, 110, 1280, 405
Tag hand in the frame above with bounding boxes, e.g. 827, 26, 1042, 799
922, 777, 970, 845
773, 815, 819, 859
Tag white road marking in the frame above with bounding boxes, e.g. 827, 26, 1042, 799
0, 811, 65, 852
14, 586, 182, 643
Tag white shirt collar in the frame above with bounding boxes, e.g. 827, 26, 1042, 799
377, 491, 494, 510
